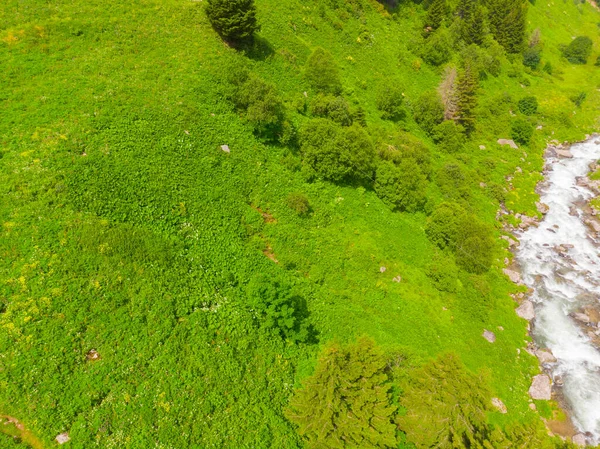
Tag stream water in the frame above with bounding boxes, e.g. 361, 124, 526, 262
516, 139, 600, 444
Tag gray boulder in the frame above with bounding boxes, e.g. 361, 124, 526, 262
528, 374, 551, 400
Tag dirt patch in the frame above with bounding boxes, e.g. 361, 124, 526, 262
252, 206, 277, 224
263, 245, 279, 263
0, 415, 47, 449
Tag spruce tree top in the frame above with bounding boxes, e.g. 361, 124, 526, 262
206, 0, 260, 43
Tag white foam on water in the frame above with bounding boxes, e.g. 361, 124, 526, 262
516, 139, 600, 443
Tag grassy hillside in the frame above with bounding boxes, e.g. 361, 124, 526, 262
1, 0, 600, 447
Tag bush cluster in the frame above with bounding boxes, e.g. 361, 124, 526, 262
562, 36, 593, 64
425, 202, 495, 273
518, 96, 538, 115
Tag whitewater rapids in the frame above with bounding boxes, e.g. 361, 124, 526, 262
516, 138, 600, 444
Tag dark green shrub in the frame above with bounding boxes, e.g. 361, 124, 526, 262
562, 36, 593, 64
299, 119, 375, 182
376, 85, 405, 121
413, 91, 445, 135
543, 61, 553, 74
425, 202, 466, 250
455, 220, 494, 274
596, 55, 600, 66
305, 48, 342, 94
206, 0, 260, 43
511, 118, 533, 145
287, 193, 310, 215
374, 160, 428, 212
518, 96, 538, 115
426, 202, 494, 273
309, 94, 352, 126
233, 75, 285, 138
246, 275, 309, 342
570, 91, 587, 107
426, 254, 459, 292
523, 47, 541, 69
432, 120, 466, 153
422, 28, 453, 66
436, 163, 470, 200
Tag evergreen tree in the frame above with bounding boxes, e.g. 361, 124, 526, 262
424, 0, 448, 36
398, 353, 491, 449
205, 0, 260, 44
285, 337, 398, 448
488, 0, 527, 53
456, 61, 478, 134
458, 0, 486, 46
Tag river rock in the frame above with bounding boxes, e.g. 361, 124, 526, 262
572, 434, 587, 447
572, 312, 591, 324
220, 144, 230, 153
498, 139, 519, 149
556, 148, 573, 158
529, 374, 552, 400
483, 329, 496, 343
491, 397, 507, 414
479, 145, 486, 150
536, 202, 549, 214
56, 433, 70, 445
503, 268, 522, 284
584, 218, 600, 233
536, 349, 557, 364
516, 300, 535, 320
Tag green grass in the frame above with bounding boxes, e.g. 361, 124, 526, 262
2, 0, 600, 447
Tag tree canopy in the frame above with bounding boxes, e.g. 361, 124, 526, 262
285, 337, 398, 449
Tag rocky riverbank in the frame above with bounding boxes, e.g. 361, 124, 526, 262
501, 136, 600, 446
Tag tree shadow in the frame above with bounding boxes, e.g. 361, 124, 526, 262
244, 36, 275, 61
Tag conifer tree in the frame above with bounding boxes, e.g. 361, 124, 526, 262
424, 0, 448, 36
205, 0, 260, 44
456, 61, 478, 134
285, 337, 398, 448
488, 0, 527, 53
457, 0, 485, 45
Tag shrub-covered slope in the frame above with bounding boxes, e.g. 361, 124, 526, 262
1, 0, 600, 447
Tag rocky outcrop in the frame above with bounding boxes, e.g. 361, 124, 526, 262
529, 374, 552, 400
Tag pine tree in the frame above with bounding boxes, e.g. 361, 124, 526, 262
424, 0, 448, 36
457, 0, 486, 45
456, 61, 478, 134
205, 0, 260, 44
397, 353, 491, 449
285, 337, 398, 448
488, 0, 527, 53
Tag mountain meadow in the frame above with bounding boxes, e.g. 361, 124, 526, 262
2, 0, 600, 447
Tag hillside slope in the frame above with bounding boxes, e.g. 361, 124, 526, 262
1, 0, 600, 447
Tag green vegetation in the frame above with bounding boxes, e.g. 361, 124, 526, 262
2, 0, 600, 447
518, 96, 539, 116
286, 337, 397, 448
563, 36, 593, 64
206, 0, 259, 44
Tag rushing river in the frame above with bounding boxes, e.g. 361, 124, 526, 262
516, 138, 600, 444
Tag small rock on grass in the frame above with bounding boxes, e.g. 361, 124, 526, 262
491, 397, 507, 414
529, 374, 551, 400
483, 329, 496, 343
516, 300, 535, 321
56, 433, 70, 445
